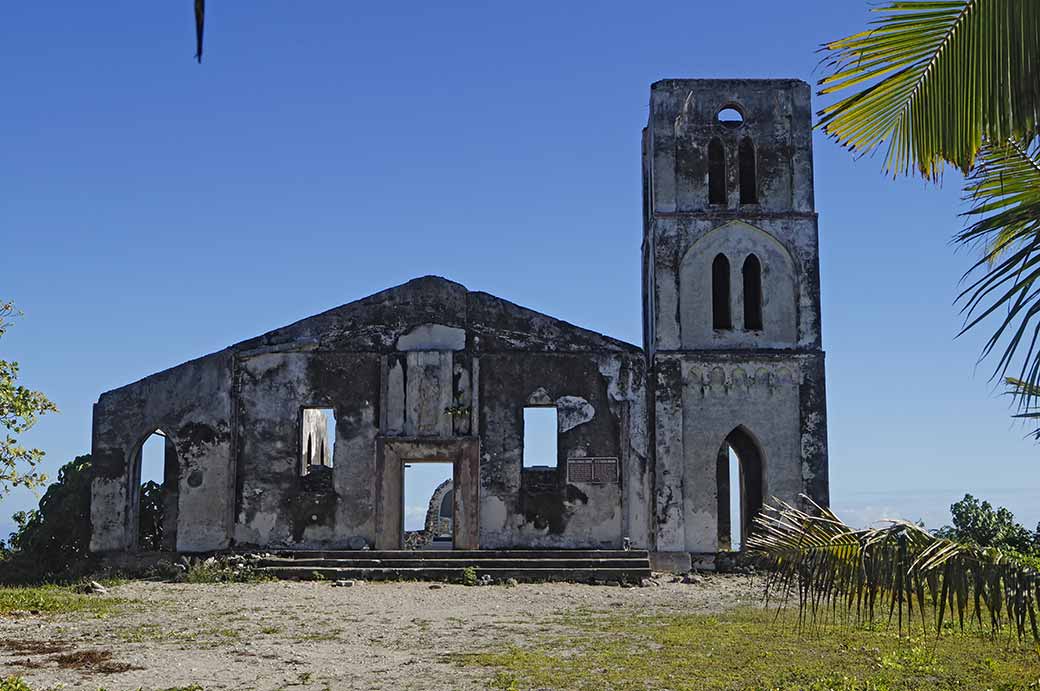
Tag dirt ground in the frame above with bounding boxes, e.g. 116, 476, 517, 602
0, 574, 762, 691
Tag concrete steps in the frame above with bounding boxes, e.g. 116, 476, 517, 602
256, 549, 651, 583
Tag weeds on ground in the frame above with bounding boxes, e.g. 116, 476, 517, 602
2, 676, 204, 691
182, 560, 272, 584
0, 584, 124, 616
452, 607, 1040, 691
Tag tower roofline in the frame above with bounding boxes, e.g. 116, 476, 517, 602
651, 78, 810, 90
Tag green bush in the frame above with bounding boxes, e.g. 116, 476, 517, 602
1, 455, 95, 583
935, 494, 1040, 556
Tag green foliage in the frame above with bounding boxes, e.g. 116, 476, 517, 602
0, 301, 58, 497
182, 557, 272, 584
2, 454, 95, 583
748, 497, 1040, 646
934, 493, 1040, 554
818, 0, 1040, 178
462, 565, 478, 586
0, 677, 33, 691
138, 479, 166, 551
818, 3, 1040, 411
454, 608, 1040, 690
956, 142, 1040, 399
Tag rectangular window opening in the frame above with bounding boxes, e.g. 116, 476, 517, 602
300, 407, 336, 475
523, 407, 558, 468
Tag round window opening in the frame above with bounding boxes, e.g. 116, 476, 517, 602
716, 106, 745, 129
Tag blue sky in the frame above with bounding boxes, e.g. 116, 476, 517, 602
1, 1, 1036, 541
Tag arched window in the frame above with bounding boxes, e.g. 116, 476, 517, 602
716, 427, 764, 551
132, 429, 179, 551
742, 254, 763, 331
712, 254, 732, 330
708, 138, 726, 205
739, 137, 757, 204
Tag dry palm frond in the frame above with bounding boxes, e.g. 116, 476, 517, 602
747, 497, 1040, 647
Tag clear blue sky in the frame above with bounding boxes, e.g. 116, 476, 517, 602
1, 1, 1036, 540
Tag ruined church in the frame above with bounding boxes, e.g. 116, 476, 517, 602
90, 79, 829, 568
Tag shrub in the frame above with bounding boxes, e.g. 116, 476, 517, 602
1, 455, 95, 583
934, 494, 1040, 555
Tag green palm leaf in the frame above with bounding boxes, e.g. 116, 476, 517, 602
748, 497, 1040, 647
818, 0, 1040, 178
955, 141, 1040, 392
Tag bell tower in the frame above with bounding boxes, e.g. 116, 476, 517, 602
642, 79, 829, 559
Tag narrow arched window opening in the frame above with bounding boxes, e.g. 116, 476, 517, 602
743, 254, 763, 331
133, 429, 179, 551
712, 254, 732, 330
708, 138, 726, 205
716, 428, 764, 551
739, 137, 757, 204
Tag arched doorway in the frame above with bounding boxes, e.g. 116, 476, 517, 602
130, 429, 180, 551
715, 427, 764, 551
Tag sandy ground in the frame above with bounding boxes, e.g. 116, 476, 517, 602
0, 574, 762, 691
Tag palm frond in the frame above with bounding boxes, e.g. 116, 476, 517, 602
818, 0, 1040, 178
1006, 376, 1040, 438
748, 497, 1040, 646
194, 0, 205, 63
955, 140, 1040, 395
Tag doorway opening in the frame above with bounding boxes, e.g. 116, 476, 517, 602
403, 462, 454, 550
132, 429, 179, 551
715, 427, 764, 551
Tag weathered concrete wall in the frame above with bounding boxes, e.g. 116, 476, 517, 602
652, 354, 827, 553
678, 220, 799, 348
652, 215, 821, 351
90, 350, 234, 553
233, 352, 381, 548
477, 352, 649, 549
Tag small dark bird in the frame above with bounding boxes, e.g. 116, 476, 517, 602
194, 0, 205, 63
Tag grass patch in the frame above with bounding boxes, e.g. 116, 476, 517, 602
452, 608, 1040, 691
116, 622, 241, 646
298, 628, 343, 642
0, 585, 124, 617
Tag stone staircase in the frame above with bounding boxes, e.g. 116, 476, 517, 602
255, 549, 652, 584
